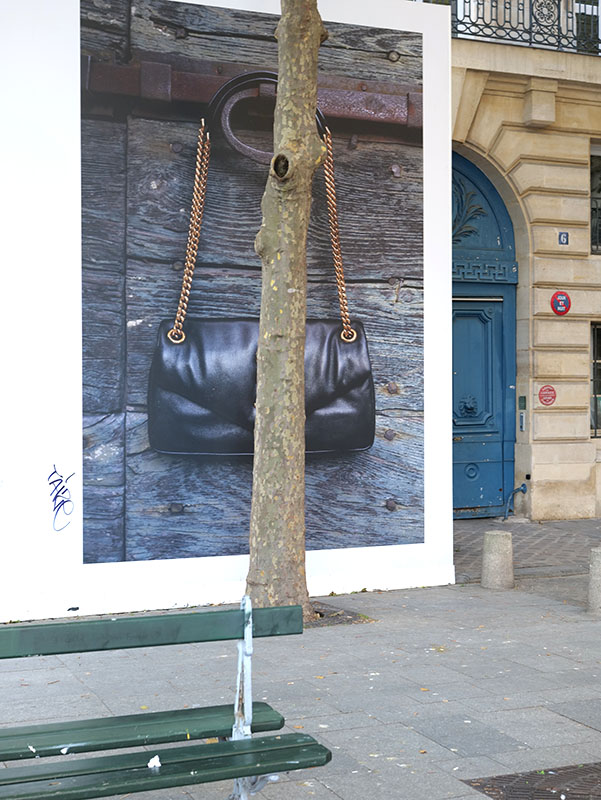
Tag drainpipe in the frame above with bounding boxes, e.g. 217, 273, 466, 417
504, 483, 527, 520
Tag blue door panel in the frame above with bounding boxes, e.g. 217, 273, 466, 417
453, 441, 503, 462
453, 461, 504, 508
453, 298, 505, 510
453, 303, 503, 434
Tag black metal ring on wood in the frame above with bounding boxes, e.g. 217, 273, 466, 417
207, 70, 328, 164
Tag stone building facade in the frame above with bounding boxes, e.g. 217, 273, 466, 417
450, 29, 601, 519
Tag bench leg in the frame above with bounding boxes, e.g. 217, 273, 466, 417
228, 774, 279, 799
227, 598, 279, 798
229, 776, 251, 800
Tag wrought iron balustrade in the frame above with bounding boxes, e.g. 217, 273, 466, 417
419, 1, 600, 53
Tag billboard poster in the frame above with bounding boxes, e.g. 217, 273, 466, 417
1, 0, 452, 621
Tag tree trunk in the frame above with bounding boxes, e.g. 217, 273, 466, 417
246, 0, 327, 619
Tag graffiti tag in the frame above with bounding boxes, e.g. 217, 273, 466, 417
48, 465, 75, 532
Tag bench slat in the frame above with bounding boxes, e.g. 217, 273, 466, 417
0, 703, 283, 761
0, 606, 303, 659
0, 734, 332, 799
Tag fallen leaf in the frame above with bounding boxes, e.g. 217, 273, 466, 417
293, 725, 304, 729
420, 687, 429, 692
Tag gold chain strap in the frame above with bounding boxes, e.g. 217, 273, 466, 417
168, 119, 356, 344
167, 120, 211, 344
323, 128, 357, 343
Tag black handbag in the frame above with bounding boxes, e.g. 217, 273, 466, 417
148, 72, 375, 456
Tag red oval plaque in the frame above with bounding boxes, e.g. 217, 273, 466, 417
539, 385, 557, 406
550, 291, 571, 315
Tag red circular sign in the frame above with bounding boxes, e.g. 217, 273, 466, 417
539, 385, 557, 406
550, 291, 571, 315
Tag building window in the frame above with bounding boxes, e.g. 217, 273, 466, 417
593, 148, 601, 254
575, 3, 600, 54
592, 324, 601, 436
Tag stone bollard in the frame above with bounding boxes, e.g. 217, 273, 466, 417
588, 547, 601, 614
481, 530, 514, 590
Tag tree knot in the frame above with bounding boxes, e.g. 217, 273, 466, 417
272, 153, 291, 181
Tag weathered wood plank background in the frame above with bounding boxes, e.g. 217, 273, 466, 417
81, 0, 424, 563
130, 1, 422, 82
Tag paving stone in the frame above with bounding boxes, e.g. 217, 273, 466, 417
319, 765, 482, 799
438, 658, 558, 683
400, 681, 494, 705
581, 741, 601, 760
280, 744, 371, 780
406, 714, 525, 757
436, 755, 509, 779
328, 688, 422, 717
400, 700, 480, 724
0, 667, 87, 693
474, 707, 601, 748
319, 723, 454, 765
139, 783, 230, 800
253, 679, 341, 718
0, 656, 63, 673
461, 686, 601, 715
550, 698, 601, 731
491, 743, 601, 772
471, 672, 561, 696
262, 778, 343, 799
545, 667, 601, 689
516, 574, 589, 607
284, 711, 380, 734
446, 796, 491, 800
495, 646, 583, 673
98, 691, 193, 716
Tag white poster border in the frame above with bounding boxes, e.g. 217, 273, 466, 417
0, 0, 452, 621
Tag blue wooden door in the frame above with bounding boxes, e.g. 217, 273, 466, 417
452, 154, 517, 518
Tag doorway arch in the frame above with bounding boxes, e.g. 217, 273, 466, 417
452, 153, 518, 518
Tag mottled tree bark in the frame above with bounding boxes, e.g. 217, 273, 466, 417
246, 0, 327, 619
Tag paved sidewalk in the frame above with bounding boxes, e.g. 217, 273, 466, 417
4, 519, 601, 800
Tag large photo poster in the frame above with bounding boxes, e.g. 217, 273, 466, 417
1, 0, 451, 621
81, 1, 425, 563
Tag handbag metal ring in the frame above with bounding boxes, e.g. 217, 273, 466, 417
341, 328, 357, 343
167, 328, 186, 344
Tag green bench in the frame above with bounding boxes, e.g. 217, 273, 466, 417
0, 598, 331, 800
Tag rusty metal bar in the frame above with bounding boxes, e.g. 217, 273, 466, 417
82, 57, 422, 131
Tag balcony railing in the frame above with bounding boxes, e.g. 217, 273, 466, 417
419, 1, 600, 53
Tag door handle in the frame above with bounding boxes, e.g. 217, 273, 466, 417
453, 436, 463, 442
